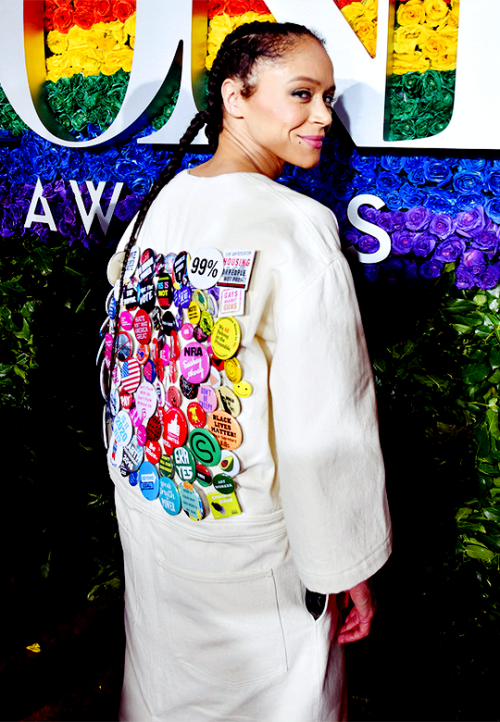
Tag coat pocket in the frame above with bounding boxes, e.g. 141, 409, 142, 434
156, 556, 288, 687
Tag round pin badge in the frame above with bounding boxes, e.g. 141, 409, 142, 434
180, 323, 194, 341
138, 280, 156, 312
108, 435, 123, 468
187, 302, 201, 326
157, 274, 173, 309
164, 252, 176, 277
143, 359, 156, 384
213, 473, 235, 494
208, 411, 243, 450
193, 325, 208, 343
123, 282, 138, 310
115, 332, 133, 362
195, 463, 212, 487
151, 307, 162, 332
138, 461, 160, 501
216, 386, 241, 417
133, 309, 152, 344
173, 251, 190, 287
159, 477, 182, 516
163, 407, 188, 448
120, 311, 134, 331
180, 375, 199, 400
113, 410, 133, 446
136, 423, 147, 446
129, 470, 139, 487
166, 386, 182, 408
138, 248, 156, 283
187, 402, 206, 428
188, 248, 224, 289
199, 310, 214, 335
192, 289, 209, 311
120, 435, 144, 474
211, 317, 241, 360
145, 439, 162, 464
109, 386, 120, 417
197, 385, 218, 414
207, 293, 218, 318
121, 358, 141, 394
162, 311, 176, 336
175, 285, 192, 309
159, 454, 175, 479
219, 449, 241, 477
124, 245, 140, 281
189, 428, 221, 467
225, 358, 242, 384
180, 342, 210, 385
233, 380, 253, 398
179, 482, 204, 521
173, 445, 197, 483
120, 391, 134, 409
154, 379, 166, 407
135, 381, 157, 422
146, 413, 162, 442
136, 344, 149, 365
106, 251, 126, 286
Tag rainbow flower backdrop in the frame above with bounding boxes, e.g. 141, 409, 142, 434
1, 0, 500, 290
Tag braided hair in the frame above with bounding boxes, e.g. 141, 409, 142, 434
108, 21, 322, 388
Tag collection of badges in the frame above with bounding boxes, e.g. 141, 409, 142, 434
99, 244, 256, 522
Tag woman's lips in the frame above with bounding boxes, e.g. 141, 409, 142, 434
299, 136, 324, 149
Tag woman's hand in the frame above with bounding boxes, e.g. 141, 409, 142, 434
337, 579, 375, 644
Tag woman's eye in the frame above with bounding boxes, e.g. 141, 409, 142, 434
324, 94, 336, 109
292, 90, 312, 100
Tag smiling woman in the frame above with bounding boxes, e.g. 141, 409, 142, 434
104, 20, 391, 722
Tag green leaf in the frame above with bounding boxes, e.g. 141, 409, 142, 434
487, 408, 500, 441
455, 507, 473, 521
464, 545, 496, 561
463, 363, 490, 385
490, 347, 500, 368
0, 276, 24, 294
75, 289, 90, 314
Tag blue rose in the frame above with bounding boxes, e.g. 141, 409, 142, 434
403, 156, 426, 173
350, 150, 379, 175
400, 183, 427, 208
353, 175, 377, 193
425, 189, 456, 214
362, 264, 379, 282
332, 181, 356, 201
382, 190, 403, 211
413, 231, 437, 257
376, 171, 402, 193
433, 235, 466, 262
455, 207, 485, 236
460, 158, 487, 172
456, 192, 486, 211
453, 171, 484, 194
454, 264, 476, 289
486, 170, 500, 194
423, 159, 452, 186
391, 229, 414, 254
420, 259, 443, 279
485, 197, 500, 224
429, 213, 456, 239
380, 155, 406, 173
407, 166, 426, 185
476, 263, 500, 290
404, 260, 418, 285
381, 258, 405, 284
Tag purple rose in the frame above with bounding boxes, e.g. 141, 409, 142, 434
392, 229, 414, 254
420, 259, 443, 279
476, 263, 500, 289
376, 212, 396, 233
470, 230, 498, 255
454, 264, 476, 290
381, 258, 404, 284
358, 234, 380, 254
429, 213, 456, 239
405, 206, 432, 231
362, 264, 379, 282
392, 211, 407, 230
485, 197, 500, 224
433, 235, 466, 262
462, 249, 487, 274
359, 205, 379, 223
455, 207, 485, 237
413, 231, 437, 257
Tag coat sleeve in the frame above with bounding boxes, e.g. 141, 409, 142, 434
269, 253, 392, 594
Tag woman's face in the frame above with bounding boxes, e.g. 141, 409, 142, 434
233, 37, 335, 172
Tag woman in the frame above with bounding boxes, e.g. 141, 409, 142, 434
105, 21, 391, 722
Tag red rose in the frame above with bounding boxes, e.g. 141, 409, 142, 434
112, 0, 135, 23
52, 6, 74, 32
55, 0, 73, 7
249, 0, 270, 13
73, 8, 95, 29
207, 0, 225, 18
43, 0, 57, 30
94, 0, 114, 22
335, 0, 357, 8
225, 0, 250, 14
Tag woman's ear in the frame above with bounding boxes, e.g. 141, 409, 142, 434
221, 78, 245, 119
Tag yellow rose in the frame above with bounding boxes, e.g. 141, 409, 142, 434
206, 12, 275, 70
124, 13, 136, 39
394, 24, 431, 54
107, 21, 126, 45
396, 0, 426, 27
430, 49, 457, 71
46, 30, 68, 55
341, 3, 365, 27
102, 47, 134, 75
363, 0, 378, 24
68, 46, 102, 75
357, 21, 377, 57
236, 12, 275, 27
423, 0, 449, 26
46, 54, 72, 82
392, 50, 430, 74
88, 26, 117, 52
67, 26, 89, 48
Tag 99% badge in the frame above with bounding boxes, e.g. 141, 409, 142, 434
188, 248, 224, 289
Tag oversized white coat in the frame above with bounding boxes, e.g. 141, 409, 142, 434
107, 169, 392, 721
